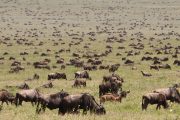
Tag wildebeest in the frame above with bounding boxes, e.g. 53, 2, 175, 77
153, 87, 180, 103
9, 66, 25, 73
0, 89, 15, 105
17, 83, 30, 89
33, 61, 50, 70
109, 64, 120, 72
83, 65, 97, 71
158, 64, 171, 70
100, 90, 130, 103
5, 83, 30, 90
150, 65, 159, 71
36, 90, 69, 113
48, 72, 67, 80
173, 60, 180, 66
124, 59, 134, 65
72, 79, 86, 87
142, 92, 169, 110
61, 65, 66, 70
141, 71, 152, 77
74, 71, 91, 80
58, 93, 106, 115
103, 74, 124, 83
99, 82, 120, 97
15, 89, 40, 106
99, 65, 109, 70
40, 81, 53, 88
34, 64, 50, 70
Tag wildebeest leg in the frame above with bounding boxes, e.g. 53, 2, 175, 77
83, 107, 88, 115
31, 102, 34, 106
19, 100, 23, 106
36, 105, 41, 114
73, 107, 79, 114
42, 104, 46, 112
58, 108, 66, 115
5, 101, 9, 105
156, 104, 160, 110
1, 101, 4, 106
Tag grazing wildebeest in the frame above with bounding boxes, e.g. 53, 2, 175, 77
124, 59, 134, 65
141, 71, 152, 77
36, 90, 69, 113
58, 93, 106, 115
173, 60, 180, 66
142, 92, 169, 110
99, 82, 120, 97
33, 61, 49, 69
173, 83, 180, 88
41, 81, 53, 88
48, 72, 67, 80
0, 89, 15, 105
72, 79, 86, 87
17, 83, 30, 89
153, 87, 180, 103
109, 64, 120, 72
103, 74, 124, 83
9, 66, 25, 73
34, 64, 50, 70
83, 65, 97, 71
150, 65, 159, 71
61, 65, 66, 70
15, 89, 40, 106
74, 71, 91, 80
158, 64, 171, 70
99, 65, 109, 70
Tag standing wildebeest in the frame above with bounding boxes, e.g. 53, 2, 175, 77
0, 89, 15, 105
142, 92, 169, 110
153, 87, 180, 103
36, 90, 69, 113
72, 79, 86, 87
74, 71, 91, 80
15, 89, 40, 106
58, 93, 106, 115
100, 90, 130, 103
99, 82, 120, 97
109, 64, 120, 73
48, 72, 67, 80
103, 74, 124, 83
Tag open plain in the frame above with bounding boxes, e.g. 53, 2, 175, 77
0, 0, 180, 120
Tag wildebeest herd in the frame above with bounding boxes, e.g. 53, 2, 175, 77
0, 0, 180, 119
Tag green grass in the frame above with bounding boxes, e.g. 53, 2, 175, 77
0, 0, 180, 119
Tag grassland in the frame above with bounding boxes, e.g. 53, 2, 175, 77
0, 0, 180, 120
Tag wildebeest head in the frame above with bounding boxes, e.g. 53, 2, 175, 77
84, 95, 106, 115
49, 89, 69, 99
120, 90, 130, 98
58, 89, 69, 98
170, 87, 180, 103
95, 104, 106, 115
